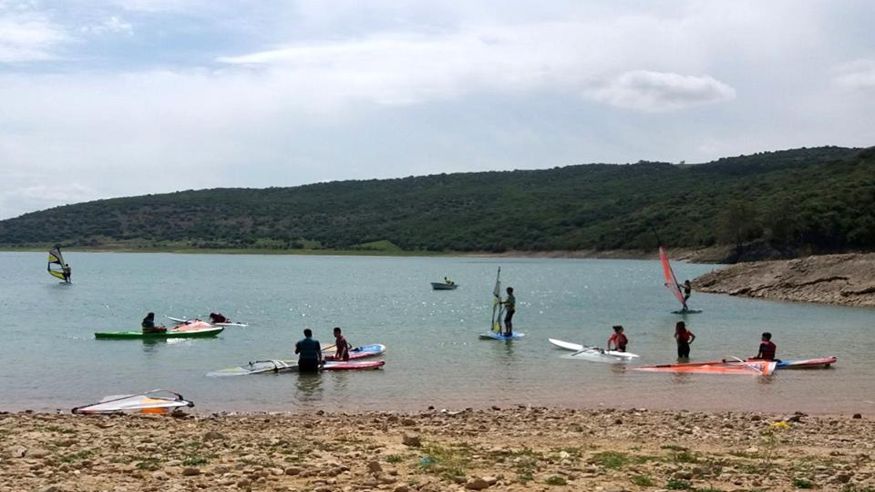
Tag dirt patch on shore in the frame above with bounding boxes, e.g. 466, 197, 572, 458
694, 253, 875, 307
1, 408, 872, 491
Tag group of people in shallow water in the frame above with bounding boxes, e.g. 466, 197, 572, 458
140, 311, 230, 333
294, 327, 350, 372
606, 321, 778, 361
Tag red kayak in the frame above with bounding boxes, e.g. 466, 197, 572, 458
634, 359, 776, 376
323, 360, 385, 371
748, 356, 837, 369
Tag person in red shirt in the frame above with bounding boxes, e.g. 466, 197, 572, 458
333, 327, 350, 362
674, 321, 696, 359
754, 332, 777, 360
607, 325, 628, 352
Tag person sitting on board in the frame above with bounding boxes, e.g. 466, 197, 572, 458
607, 325, 628, 352
209, 312, 228, 324
500, 287, 516, 336
295, 328, 323, 373
141, 312, 166, 333
674, 321, 695, 360
333, 326, 350, 361
62, 263, 72, 283
753, 332, 777, 361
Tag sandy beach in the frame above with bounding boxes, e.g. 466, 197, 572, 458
2, 407, 872, 492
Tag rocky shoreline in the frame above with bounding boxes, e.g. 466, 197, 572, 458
2, 407, 872, 492
694, 253, 875, 307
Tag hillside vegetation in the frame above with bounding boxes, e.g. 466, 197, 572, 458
1, 146, 873, 260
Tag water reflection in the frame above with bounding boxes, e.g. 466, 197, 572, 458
294, 372, 324, 405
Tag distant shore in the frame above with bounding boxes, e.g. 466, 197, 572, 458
2, 407, 872, 492
694, 253, 875, 307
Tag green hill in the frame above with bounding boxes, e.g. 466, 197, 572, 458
1, 146, 873, 259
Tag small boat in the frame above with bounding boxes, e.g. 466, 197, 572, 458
167, 315, 249, 328
548, 338, 639, 363
431, 282, 458, 290
634, 359, 776, 376
207, 359, 385, 376
95, 321, 224, 339
72, 390, 194, 414
748, 356, 837, 369
323, 343, 386, 361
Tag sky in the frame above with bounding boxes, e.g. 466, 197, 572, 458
1, 1, 874, 220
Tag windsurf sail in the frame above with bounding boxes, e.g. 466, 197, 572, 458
47, 246, 70, 283
71, 389, 193, 414
659, 246, 686, 309
490, 267, 503, 333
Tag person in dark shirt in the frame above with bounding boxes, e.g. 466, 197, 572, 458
209, 312, 228, 324
333, 327, 350, 362
62, 263, 72, 283
295, 328, 323, 373
681, 280, 692, 303
754, 332, 777, 361
141, 312, 166, 333
501, 287, 516, 336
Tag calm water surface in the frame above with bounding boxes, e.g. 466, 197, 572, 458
0, 252, 872, 414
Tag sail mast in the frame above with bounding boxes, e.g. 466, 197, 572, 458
490, 267, 502, 333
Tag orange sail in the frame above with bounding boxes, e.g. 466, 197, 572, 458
659, 246, 686, 308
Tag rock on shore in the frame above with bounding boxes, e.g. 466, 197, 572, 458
1, 408, 873, 491
694, 253, 875, 307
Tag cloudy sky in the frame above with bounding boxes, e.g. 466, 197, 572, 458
1, 1, 873, 220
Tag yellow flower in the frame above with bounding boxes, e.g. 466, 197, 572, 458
770, 421, 791, 430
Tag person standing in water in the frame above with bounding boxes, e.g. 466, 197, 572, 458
332, 326, 350, 362
754, 332, 777, 361
501, 287, 516, 336
607, 325, 628, 352
674, 321, 696, 359
295, 328, 323, 373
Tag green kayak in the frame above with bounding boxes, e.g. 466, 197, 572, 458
95, 325, 224, 340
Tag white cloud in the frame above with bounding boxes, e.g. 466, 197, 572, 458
833, 60, 875, 92
587, 70, 736, 112
0, 11, 69, 62
80, 16, 134, 36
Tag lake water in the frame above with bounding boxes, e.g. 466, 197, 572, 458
1, 252, 872, 415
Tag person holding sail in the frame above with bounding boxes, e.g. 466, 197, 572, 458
681, 280, 692, 303
500, 287, 516, 336
62, 263, 72, 283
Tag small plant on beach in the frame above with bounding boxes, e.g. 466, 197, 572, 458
417, 442, 468, 480
590, 451, 629, 470
545, 475, 567, 486
666, 478, 692, 490
792, 477, 815, 489
136, 457, 163, 471
183, 455, 209, 466
631, 475, 655, 486
59, 449, 94, 463
669, 450, 700, 464
385, 454, 403, 463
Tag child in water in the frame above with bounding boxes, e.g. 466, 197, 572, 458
674, 321, 696, 359
607, 325, 628, 352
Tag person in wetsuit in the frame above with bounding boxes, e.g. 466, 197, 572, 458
607, 325, 628, 352
141, 312, 166, 333
501, 287, 516, 336
682, 280, 692, 303
674, 321, 696, 359
295, 328, 323, 373
62, 263, 72, 283
754, 332, 777, 361
209, 312, 228, 324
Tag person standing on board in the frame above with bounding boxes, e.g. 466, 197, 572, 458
674, 321, 696, 359
607, 325, 628, 352
681, 280, 692, 303
333, 327, 350, 361
501, 287, 516, 336
295, 328, 323, 373
62, 263, 72, 283
754, 332, 777, 361
141, 312, 166, 333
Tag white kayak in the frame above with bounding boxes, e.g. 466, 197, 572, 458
548, 338, 639, 360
